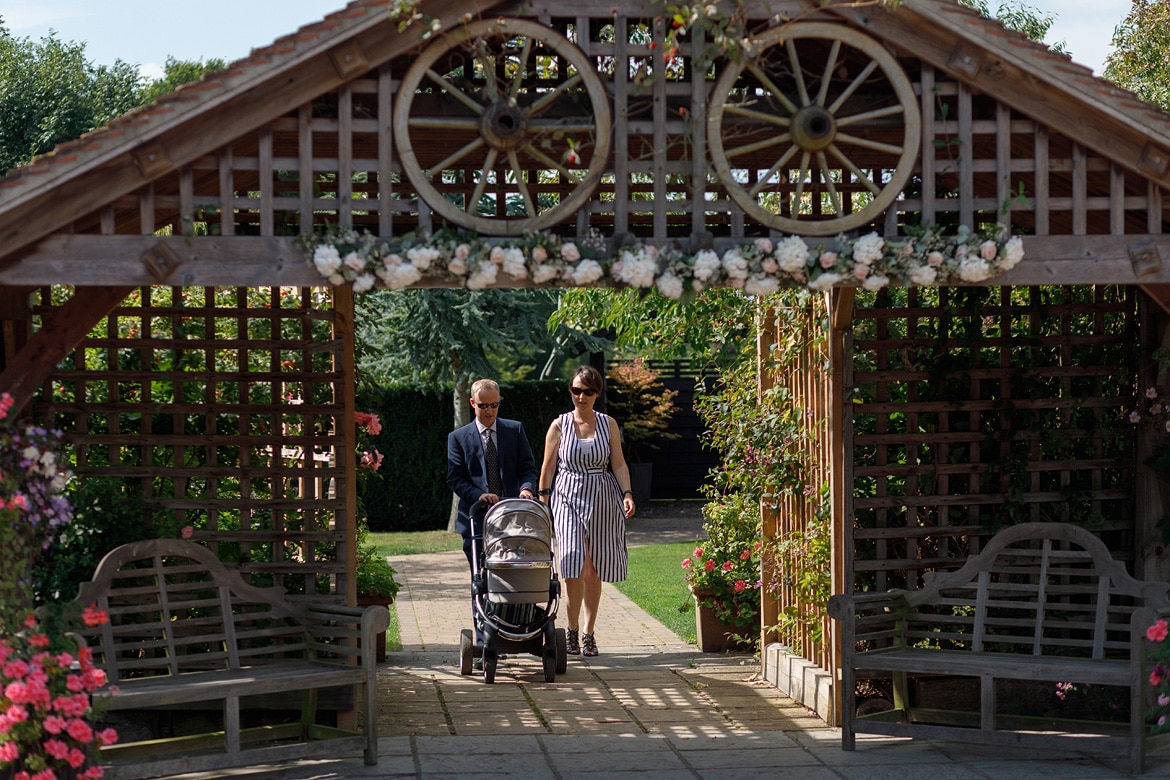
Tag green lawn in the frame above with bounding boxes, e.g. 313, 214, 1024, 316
614, 541, 698, 644
371, 529, 699, 650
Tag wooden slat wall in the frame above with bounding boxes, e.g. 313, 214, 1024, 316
760, 295, 834, 673
846, 285, 1138, 594
29, 286, 352, 600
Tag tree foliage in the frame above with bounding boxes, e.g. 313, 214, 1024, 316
0, 19, 226, 176
1103, 0, 1170, 111
957, 0, 1066, 53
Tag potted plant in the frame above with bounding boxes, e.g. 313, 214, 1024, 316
355, 530, 399, 663
681, 493, 761, 652
606, 359, 678, 503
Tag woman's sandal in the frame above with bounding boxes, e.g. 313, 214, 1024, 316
582, 633, 598, 657
566, 628, 580, 655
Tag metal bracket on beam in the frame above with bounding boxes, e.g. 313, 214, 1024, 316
133, 143, 171, 180
947, 43, 983, 78
141, 241, 184, 282
1139, 144, 1170, 179
1129, 238, 1163, 277
330, 42, 368, 78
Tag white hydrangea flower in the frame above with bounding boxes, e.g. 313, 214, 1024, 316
313, 245, 342, 276
852, 232, 885, 265
502, 247, 527, 278
571, 259, 604, 285
721, 249, 749, 279
927, 250, 945, 267
615, 249, 657, 288
907, 265, 938, 286
957, 258, 991, 282
656, 272, 684, 299
744, 275, 780, 297
448, 257, 467, 276
406, 246, 440, 271
328, 272, 345, 286
692, 250, 721, 282
352, 273, 377, 293
466, 263, 499, 290
561, 242, 581, 262
343, 252, 365, 272
999, 236, 1024, 270
773, 236, 809, 274
862, 274, 890, 291
532, 264, 560, 284
807, 272, 842, 291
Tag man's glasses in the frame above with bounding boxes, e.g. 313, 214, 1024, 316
474, 401, 501, 409
569, 387, 597, 397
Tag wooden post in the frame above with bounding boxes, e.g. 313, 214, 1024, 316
758, 301, 780, 648
828, 286, 854, 726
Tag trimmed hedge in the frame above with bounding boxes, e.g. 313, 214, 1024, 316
357, 381, 567, 531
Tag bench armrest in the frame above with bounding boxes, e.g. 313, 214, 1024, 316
303, 603, 391, 669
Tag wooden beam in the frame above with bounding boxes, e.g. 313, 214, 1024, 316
0, 0, 504, 264
828, 2, 1170, 190
6, 234, 1170, 288
0, 286, 132, 412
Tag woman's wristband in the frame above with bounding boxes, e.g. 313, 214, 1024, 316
538, 488, 552, 496
622, 490, 633, 498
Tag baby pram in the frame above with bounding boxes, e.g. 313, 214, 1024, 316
461, 497, 567, 683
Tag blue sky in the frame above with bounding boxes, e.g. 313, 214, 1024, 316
0, 0, 1134, 78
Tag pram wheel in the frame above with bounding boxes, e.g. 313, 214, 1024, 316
554, 628, 568, 675
459, 629, 474, 676
484, 653, 497, 684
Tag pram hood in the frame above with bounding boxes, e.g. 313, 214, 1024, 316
482, 498, 554, 567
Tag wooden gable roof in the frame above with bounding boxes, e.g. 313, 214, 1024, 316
1, 0, 1169, 288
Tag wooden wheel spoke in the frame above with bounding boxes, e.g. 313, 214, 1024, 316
827, 144, 882, 195
815, 151, 844, 214
835, 104, 905, 128
815, 41, 841, 107
408, 117, 481, 131
509, 37, 534, 100
785, 39, 811, 107
423, 68, 485, 116
748, 145, 800, 198
473, 40, 501, 102
827, 60, 879, 114
508, 150, 537, 217
792, 150, 812, 211
526, 119, 597, 134
744, 60, 800, 115
527, 74, 585, 117
724, 103, 792, 129
835, 131, 904, 156
726, 133, 794, 160
426, 137, 487, 178
468, 149, 499, 212
520, 143, 582, 184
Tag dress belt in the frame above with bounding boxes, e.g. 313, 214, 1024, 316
584, 468, 607, 474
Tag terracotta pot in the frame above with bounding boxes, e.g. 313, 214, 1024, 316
691, 589, 753, 652
357, 595, 393, 662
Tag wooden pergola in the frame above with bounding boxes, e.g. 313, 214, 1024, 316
3, 0, 1170, 725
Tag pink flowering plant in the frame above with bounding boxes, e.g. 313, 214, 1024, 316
354, 411, 384, 473
681, 493, 761, 641
1146, 618, 1170, 733
0, 607, 117, 779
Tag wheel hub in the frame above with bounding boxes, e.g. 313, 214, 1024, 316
791, 106, 837, 152
481, 101, 529, 151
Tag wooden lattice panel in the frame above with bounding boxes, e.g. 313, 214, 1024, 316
30, 285, 349, 597
846, 285, 1137, 593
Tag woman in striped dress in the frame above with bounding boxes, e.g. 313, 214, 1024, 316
537, 365, 636, 657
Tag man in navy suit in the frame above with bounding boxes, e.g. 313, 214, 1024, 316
446, 379, 538, 658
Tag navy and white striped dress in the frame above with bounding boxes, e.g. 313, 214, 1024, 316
551, 411, 628, 582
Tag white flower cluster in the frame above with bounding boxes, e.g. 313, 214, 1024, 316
303, 224, 1025, 299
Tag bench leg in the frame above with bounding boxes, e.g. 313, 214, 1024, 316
225, 695, 240, 755
1132, 677, 1146, 775
980, 676, 995, 731
364, 679, 378, 765
891, 671, 909, 724
840, 663, 856, 750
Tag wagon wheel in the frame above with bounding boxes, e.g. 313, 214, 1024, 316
707, 22, 920, 236
394, 19, 612, 236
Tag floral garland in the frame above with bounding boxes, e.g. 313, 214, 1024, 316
301, 224, 1024, 298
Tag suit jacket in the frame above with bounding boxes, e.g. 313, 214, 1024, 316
446, 417, 538, 538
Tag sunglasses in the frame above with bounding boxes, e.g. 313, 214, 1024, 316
474, 401, 501, 409
569, 387, 597, 397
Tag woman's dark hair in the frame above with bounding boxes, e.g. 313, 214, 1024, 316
571, 365, 604, 394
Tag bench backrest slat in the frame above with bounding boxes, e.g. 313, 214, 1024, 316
897, 523, 1170, 660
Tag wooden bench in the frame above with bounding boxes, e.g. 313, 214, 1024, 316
74, 538, 390, 780
828, 522, 1170, 774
